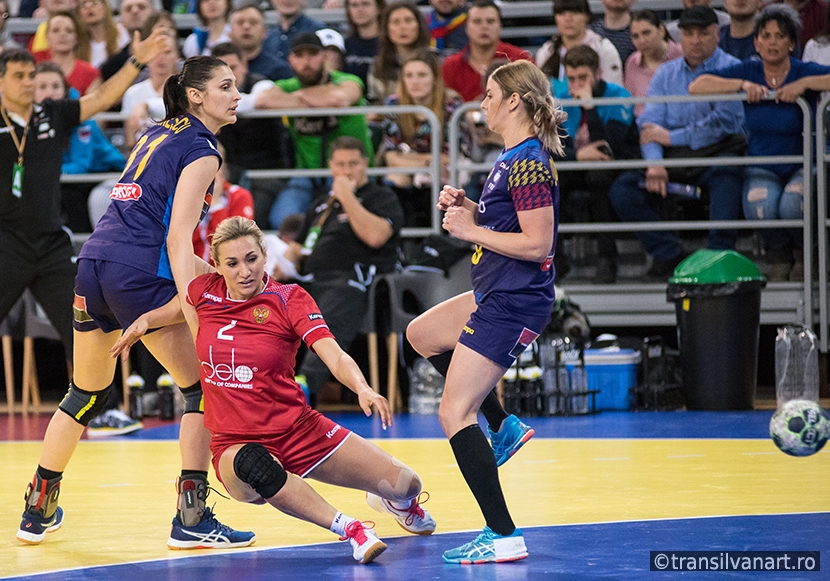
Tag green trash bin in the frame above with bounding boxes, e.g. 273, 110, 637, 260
666, 250, 766, 410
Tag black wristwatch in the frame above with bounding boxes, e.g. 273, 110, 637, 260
128, 55, 147, 72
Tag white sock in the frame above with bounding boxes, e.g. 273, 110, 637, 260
330, 512, 356, 537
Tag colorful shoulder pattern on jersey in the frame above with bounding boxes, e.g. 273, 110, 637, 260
507, 155, 556, 212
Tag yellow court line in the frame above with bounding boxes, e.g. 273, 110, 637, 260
1, 438, 827, 578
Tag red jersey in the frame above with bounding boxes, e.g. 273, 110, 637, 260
441, 42, 533, 102
186, 273, 334, 436
192, 183, 255, 263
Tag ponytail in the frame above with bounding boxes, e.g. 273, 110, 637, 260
163, 55, 228, 121
489, 60, 567, 157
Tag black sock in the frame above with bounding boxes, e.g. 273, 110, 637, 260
180, 470, 208, 480
479, 389, 509, 432
427, 351, 453, 377
449, 425, 515, 536
37, 466, 62, 481
428, 351, 508, 432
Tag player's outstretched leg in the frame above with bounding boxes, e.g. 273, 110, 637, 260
488, 414, 535, 467
365, 491, 436, 535
168, 474, 256, 550
17, 470, 64, 544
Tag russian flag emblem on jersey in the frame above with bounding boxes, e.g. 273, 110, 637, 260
509, 327, 539, 359
109, 182, 142, 201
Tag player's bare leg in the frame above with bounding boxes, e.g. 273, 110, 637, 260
217, 444, 387, 563
309, 434, 437, 535
18, 328, 120, 544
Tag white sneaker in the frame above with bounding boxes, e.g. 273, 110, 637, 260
339, 520, 387, 564
366, 492, 436, 535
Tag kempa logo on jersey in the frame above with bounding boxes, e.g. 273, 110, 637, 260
109, 183, 143, 201
326, 425, 341, 439
202, 292, 223, 303
201, 345, 255, 389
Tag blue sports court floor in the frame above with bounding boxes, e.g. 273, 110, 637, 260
1, 411, 828, 580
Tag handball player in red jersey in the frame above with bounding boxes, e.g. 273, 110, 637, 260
112, 216, 437, 564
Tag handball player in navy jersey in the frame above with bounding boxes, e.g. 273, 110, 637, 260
18, 56, 256, 549
407, 60, 565, 564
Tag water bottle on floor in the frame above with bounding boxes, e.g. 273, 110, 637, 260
775, 324, 819, 408
127, 374, 145, 419
157, 373, 175, 420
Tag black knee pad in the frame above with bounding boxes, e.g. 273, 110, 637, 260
180, 382, 203, 414
233, 443, 287, 500
59, 383, 112, 426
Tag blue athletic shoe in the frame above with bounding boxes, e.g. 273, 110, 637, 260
17, 506, 64, 544
167, 507, 256, 549
488, 415, 535, 467
442, 526, 528, 564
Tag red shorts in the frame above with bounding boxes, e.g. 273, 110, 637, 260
210, 407, 351, 499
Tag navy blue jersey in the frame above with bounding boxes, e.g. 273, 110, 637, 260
80, 115, 221, 280
470, 137, 558, 306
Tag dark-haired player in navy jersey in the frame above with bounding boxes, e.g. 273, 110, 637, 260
407, 60, 566, 564
18, 56, 256, 550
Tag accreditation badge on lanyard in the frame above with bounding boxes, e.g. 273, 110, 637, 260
12, 161, 23, 198
1, 107, 27, 198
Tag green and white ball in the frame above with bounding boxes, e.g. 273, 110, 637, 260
769, 400, 829, 457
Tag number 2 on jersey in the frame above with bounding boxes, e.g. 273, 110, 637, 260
120, 133, 170, 181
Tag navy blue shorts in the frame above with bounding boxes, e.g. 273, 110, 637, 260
458, 292, 552, 369
73, 259, 178, 333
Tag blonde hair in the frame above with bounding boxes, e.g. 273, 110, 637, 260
488, 60, 567, 156
209, 216, 266, 265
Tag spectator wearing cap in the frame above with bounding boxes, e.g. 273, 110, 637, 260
608, 6, 746, 280
264, 0, 325, 61
317, 28, 345, 72
255, 32, 374, 229
666, 0, 731, 43
441, 0, 531, 102
229, 2, 293, 81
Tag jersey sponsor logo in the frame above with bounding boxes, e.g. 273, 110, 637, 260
509, 327, 539, 359
202, 292, 223, 303
541, 254, 553, 271
326, 424, 342, 439
463, 325, 475, 335
109, 182, 143, 201
252, 306, 270, 324
201, 345, 255, 389
308, 313, 324, 321
471, 245, 482, 265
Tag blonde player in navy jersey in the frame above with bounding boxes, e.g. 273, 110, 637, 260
18, 57, 256, 550
407, 60, 565, 564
